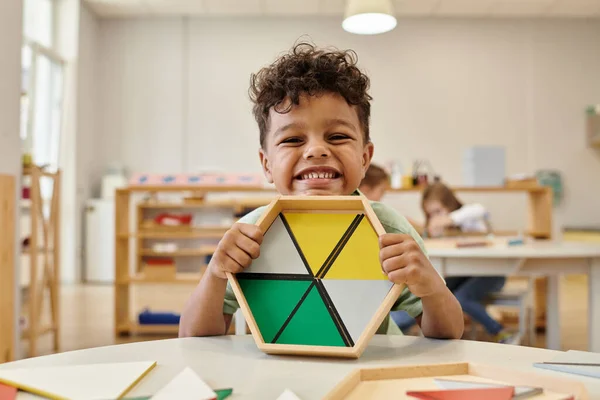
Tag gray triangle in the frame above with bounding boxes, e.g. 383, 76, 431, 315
241, 215, 310, 275
321, 279, 392, 343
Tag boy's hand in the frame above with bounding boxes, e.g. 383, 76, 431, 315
379, 233, 445, 298
208, 223, 263, 280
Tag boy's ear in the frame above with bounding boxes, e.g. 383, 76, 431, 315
259, 148, 274, 183
362, 142, 374, 176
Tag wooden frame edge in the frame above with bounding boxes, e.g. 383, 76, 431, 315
353, 283, 405, 358
226, 272, 265, 345
258, 342, 358, 358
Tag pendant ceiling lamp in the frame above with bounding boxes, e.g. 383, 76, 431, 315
342, 0, 397, 35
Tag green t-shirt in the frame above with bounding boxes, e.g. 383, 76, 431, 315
223, 192, 427, 335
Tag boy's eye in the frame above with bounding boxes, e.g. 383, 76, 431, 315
330, 133, 350, 140
280, 137, 302, 144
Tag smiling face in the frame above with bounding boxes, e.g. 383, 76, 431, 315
259, 93, 373, 196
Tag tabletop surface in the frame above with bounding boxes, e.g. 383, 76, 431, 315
2, 336, 599, 399
424, 239, 600, 258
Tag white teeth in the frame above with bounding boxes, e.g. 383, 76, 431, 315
300, 171, 337, 179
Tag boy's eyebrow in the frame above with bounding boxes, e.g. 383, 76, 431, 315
273, 122, 307, 137
323, 118, 357, 131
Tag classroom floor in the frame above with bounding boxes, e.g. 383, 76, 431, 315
23, 273, 588, 359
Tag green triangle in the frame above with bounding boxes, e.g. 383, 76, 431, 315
275, 285, 346, 347
238, 278, 311, 343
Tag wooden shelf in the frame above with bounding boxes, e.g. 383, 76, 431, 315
127, 273, 202, 284
138, 198, 273, 209
140, 246, 216, 257
388, 186, 547, 193
21, 324, 55, 339
122, 185, 274, 193
18, 165, 61, 358
117, 322, 179, 335
120, 230, 227, 239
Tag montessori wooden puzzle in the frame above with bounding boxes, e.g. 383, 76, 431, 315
227, 196, 405, 358
323, 363, 588, 400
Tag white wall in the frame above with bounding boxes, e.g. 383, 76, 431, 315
0, 0, 23, 360
92, 17, 600, 230
77, 3, 105, 280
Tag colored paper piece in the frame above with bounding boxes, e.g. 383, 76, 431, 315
276, 389, 302, 400
0, 361, 156, 400
533, 363, 600, 379
407, 387, 514, 400
282, 212, 357, 275
238, 278, 312, 343
324, 216, 386, 280
534, 349, 600, 379
0, 382, 17, 400
434, 378, 542, 399
151, 368, 216, 400
15, 393, 48, 399
322, 279, 393, 343
242, 215, 311, 276
275, 284, 346, 347
215, 388, 233, 400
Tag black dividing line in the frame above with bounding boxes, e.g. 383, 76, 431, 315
314, 214, 362, 278
237, 273, 313, 281
314, 280, 354, 347
279, 213, 314, 277
317, 214, 365, 279
271, 281, 315, 344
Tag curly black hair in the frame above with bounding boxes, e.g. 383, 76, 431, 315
249, 42, 372, 148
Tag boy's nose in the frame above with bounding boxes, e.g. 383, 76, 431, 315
304, 143, 331, 159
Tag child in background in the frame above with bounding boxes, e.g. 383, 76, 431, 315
178, 42, 464, 340
359, 164, 423, 234
358, 163, 389, 202
422, 182, 517, 344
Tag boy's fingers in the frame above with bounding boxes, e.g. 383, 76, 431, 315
236, 223, 264, 245
226, 246, 252, 269
387, 265, 420, 285
379, 233, 413, 247
379, 241, 422, 262
381, 255, 405, 274
234, 233, 261, 259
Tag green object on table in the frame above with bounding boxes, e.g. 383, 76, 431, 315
216, 388, 233, 399
124, 388, 231, 400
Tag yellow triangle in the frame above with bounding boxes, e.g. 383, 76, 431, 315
324, 217, 388, 280
282, 212, 357, 275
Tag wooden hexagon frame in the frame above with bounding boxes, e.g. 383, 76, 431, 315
227, 195, 405, 359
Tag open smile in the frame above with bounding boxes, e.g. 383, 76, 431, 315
294, 166, 342, 181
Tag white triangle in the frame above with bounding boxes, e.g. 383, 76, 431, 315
434, 378, 543, 398
242, 215, 310, 275
151, 368, 216, 400
322, 279, 393, 343
276, 389, 302, 400
0, 360, 156, 400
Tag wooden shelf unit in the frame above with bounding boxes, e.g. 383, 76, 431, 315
115, 183, 554, 336
0, 174, 16, 363
19, 165, 61, 358
114, 185, 274, 337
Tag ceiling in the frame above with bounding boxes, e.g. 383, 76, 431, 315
85, 0, 600, 18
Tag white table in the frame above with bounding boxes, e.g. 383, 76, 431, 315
1, 336, 599, 399
425, 240, 600, 352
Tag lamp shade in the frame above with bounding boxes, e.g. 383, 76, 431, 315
342, 0, 397, 35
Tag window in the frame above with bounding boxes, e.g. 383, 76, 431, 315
21, 0, 64, 172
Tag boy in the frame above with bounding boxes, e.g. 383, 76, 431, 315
179, 43, 463, 340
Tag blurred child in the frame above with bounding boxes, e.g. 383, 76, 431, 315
358, 163, 389, 202
359, 164, 422, 231
421, 182, 517, 344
